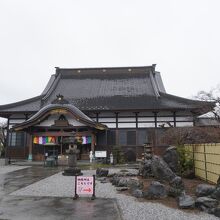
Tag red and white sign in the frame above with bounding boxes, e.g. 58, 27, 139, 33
76, 176, 94, 195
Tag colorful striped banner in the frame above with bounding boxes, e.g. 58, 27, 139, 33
33, 136, 56, 145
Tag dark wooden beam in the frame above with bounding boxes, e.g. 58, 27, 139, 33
115, 112, 119, 129
153, 112, 158, 128
173, 111, 176, 127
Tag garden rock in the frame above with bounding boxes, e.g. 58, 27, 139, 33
168, 187, 184, 197
178, 194, 195, 209
132, 189, 143, 198
195, 197, 219, 210
127, 179, 143, 190
169, 176, 184, 190
167, 176, 184, 197
117, 178, 128, 187
96, 168, 109, 177
116, 187, 129, 191
212, 187, 220, 200
151, 155, 176, 182
163, 146, 179, 173
144, 181, 167, 199
139, 160, 153, 178
111, 175, 121, 186
213, 207, 220, 217
196, 184, 215, 197
97, 177, 108, 183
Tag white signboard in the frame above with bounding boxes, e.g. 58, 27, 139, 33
76, 176, 94, 195
95, 151, 107, 158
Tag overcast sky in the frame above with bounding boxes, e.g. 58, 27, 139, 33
0, 0, 220, 106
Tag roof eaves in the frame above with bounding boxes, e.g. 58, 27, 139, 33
0, 95, 43, 110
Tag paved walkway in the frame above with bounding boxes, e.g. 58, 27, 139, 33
0, 166, 121, 220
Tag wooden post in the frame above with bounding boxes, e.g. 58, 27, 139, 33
173, 111, 176, 127
91, 133, 95, 152
192, 145, 195, 175
204, 144, 208, 181
28, 134, 33, 161
61, 136, 63, 156
153, 112, 158, 128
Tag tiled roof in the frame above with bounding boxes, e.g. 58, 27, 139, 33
0, 65, 214, 116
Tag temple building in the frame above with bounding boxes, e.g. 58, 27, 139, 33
0, 65, 214, 162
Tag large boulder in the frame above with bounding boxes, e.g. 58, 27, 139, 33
195, 197, 219, 210
96, 168, 109, 177
151, 155, 176, 182
196, 184, 215, 197
178, 194, 195, 209
163, 146, 179, 173
144, 181, 167, 199
139, 160, 153, 178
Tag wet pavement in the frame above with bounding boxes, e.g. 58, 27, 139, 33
0, 166, 121, 220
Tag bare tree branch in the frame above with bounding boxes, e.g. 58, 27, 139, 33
194, 84, 220, 121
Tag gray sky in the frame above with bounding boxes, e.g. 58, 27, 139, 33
0, 0, 220, 105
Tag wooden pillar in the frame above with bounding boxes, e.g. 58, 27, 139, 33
115, 112, 119, 129
91, 133, 95, 153
28, 133, 33, 161
61, 136, 63, 156
95, 112, 99, 122
135, 112, 139, 128
153, 112, 158, 128
5, 117, 10, 160
173, 111, 176, 127
115, 112, 119, 145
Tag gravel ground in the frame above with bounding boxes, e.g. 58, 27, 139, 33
11, 169, 218, 220
0, 165, 30, 175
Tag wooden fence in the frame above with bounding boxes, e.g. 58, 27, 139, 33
185, 143, 220, 184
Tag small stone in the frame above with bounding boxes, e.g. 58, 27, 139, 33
132, 189, 143, 198
211, 186, 220, 200
111, 176, 120, 186
195, 197, 219, 209
144, 181, 167, 199
116, 187, 129, 191
127, 179, 143, 190
96, 168, 109, 177
178, 194, 195, 209
213, 207, 220, 217
117, 178, 128, 187
168, 187, 183, 198
169, 176, 184, 190
196, 184, 215, 197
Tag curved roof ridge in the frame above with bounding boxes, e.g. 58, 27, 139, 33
12, 103, 107, 131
